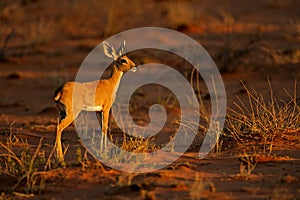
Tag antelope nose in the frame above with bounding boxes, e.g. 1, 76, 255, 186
131, 66, 137, 72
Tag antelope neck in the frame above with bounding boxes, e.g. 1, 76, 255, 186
110, 66, 123, 96
110, 66, 124, 82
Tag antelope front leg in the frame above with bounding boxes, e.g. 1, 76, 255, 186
101, 109, 109, 153
96, 111, 103, 128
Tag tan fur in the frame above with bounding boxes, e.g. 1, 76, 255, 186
54, 55, 136, 163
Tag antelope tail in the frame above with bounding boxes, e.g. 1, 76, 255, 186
54, 85, 64, 102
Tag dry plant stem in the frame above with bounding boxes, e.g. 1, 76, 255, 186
239, 152, 258, 179
189, 67, 210, 132
190, 173, 204, 200
0, 131, 48, 194
239, 147, 259, 178
190, 173, 215, 200
44, 144, 55, 171
12, 138, 43, 190
78, 140, 106, 172
189, 68, 224, 154
0, 143, 25, 176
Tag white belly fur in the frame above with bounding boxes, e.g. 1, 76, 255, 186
83, 105, 103, 111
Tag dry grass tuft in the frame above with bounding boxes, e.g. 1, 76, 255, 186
227, 80, 300, 154
238, 150, 258, 179
286, 19, 300, 39
190, 173, 216, 200
0, 132, 48, 194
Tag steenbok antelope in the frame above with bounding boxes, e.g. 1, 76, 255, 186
54, 41, 137, 163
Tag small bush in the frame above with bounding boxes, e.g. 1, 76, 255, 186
226, 80, 300, 154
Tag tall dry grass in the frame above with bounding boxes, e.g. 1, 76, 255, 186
0, 131, 48, 194
226, 80, 299, 154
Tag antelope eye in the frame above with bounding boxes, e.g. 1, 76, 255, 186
120, 59, 127, 64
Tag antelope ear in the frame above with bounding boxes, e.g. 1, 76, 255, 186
103, 41, 118, 60
116, 40, 126, 56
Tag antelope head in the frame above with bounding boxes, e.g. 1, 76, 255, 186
103, 41, 137, 73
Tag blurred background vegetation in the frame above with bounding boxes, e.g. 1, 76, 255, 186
0, 0, 300, 72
